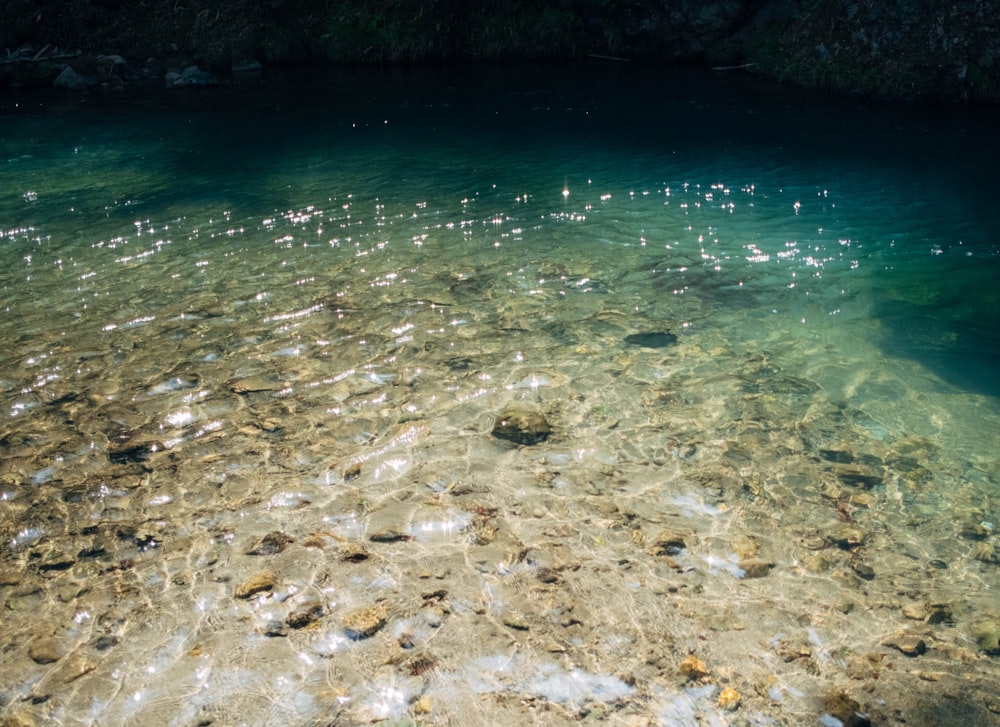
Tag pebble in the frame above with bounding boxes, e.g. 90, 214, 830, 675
823, 691, 871, 727
343, 604, 387, 639
246, 531, 294, 555
738, 558, 774, 578
717, 686, 741, 711
969, 616, 1000, 655
28, 637, 65, 664
234, 570, 277, 599
287, 601, 324, 629
882, 632, 927, 656
491, 405, 552, 445
624, 331, 678, 348
679, 654, 709, 680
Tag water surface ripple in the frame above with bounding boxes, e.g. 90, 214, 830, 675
1, 65, 999, 726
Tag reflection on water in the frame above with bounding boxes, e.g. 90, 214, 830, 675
1, 65, 999, 726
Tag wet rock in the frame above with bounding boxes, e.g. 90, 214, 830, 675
245, 531, 294, 555
959, 523, 991, 541
53, 66, 90, 91
832, 463, 883, 489
502, 613, 531, 631
166, 65, 220, 88
624, 331, 678, 348
28, 637, 65, 664
646, 530, 687, 556
107, 439, 164, 465
969, 616, 1000, 655
971, 542, 1000, 565
739, 558, 774, 578
339, 542, 370, 562
926, 602, 954, 625
286, 600, 324, 629
263, 619, 288, 637
3, 709, 39, 727
850, 559, 875, 580
882, 632, 927, 656
343, 604, 387, 639
234, 570, 277, 599
717, 687, 741, 711
368, 529, 411, 543
36, 547, 75, 572
679, 654, 709, 680
828, 526, 865, 550
91, 635, 118, 651
491, 405, 552, 445
822, 691, 871, 727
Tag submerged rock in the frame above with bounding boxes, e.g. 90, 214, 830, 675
287, 601, 324, 629
679, 654, 710, 680
235, 570, 277, 599
343, 604, 387, 639
491, 405, 552, 445
246, 531, 294, 555
624, 331, 678, 348
823, 691, 871, 727
28, 637, 65, 664
969, 616, 1000, 655
882, 632, 927, 656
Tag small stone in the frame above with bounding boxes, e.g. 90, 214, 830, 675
413, 695, 432, 714
969, 616, 1000, 655
286, 601, 324, 629
823, 691, 871, 727
234, 570, 277, 599
718, 687, 741, 711
971, 542, 1000, 565
502, 613, 531, 631
491, 405, 552, 445
828, 526, 865, 550
959, 523, 990, 541
647, 530, 687, 556
882, 633, 927, 656
4, 709, 38, 727
679, 655, 709, 680
624, 332, 678, 348
850, 560, 875, 580
263, 619, 288, 637
246, 531, 294, 555
902, 603, 926, 620
343, 604, 387, 639
28, 637, 65, 664
925, 602, 954, 625
832, 463, 883, 489
340, 542, 370, 561
732, 534, 758, 560
738, 558, 774, 578
368, 529, 411, 543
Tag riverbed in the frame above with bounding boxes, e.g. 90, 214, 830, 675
1, 64, 999, 726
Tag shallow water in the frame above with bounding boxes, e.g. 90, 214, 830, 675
2, 65, 1000, 726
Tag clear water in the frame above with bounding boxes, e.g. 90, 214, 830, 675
2, 65, 999, 726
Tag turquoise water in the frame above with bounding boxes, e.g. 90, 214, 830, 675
1, 65, 999, 726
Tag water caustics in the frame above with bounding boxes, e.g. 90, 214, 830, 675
0, 65, 999, 726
